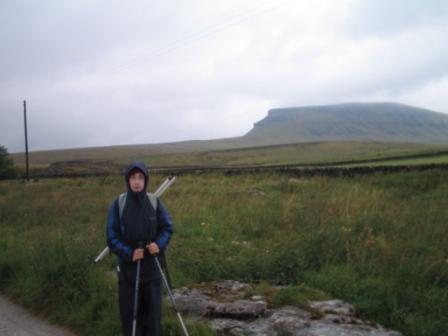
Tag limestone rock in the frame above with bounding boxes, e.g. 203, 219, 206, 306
216, 280, 249, 292
213, 300, 267, 318
211, 319, 248, 336
319, 313, 365, 325
171, 281, 402, 336
310, 299, 356, 316
294, 322, 402, 336
268, 307, 312, 335
173, 287, 216, 316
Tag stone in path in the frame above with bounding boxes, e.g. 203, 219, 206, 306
0, 296, 77, 336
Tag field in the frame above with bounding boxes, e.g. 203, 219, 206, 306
12, 141, 448, 178
134, 142, 448, 168
337, 154, 448, 167
0, 170, 448, 335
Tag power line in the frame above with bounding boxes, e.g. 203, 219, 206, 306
99, 0, 293, 76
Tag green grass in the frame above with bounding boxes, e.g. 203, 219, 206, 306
133, 142, 448, 168
13, 141, 448, 168
1, 171, 448, 335
337, 154, 448, 167
13, 142, 448, 180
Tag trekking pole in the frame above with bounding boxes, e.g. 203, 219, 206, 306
94, 176, 176, 263
94, 247, 109, 264
154, 254, 190, 336
157, 176, 176, 195
132, 243, 144, 336
154, 176, 171, 194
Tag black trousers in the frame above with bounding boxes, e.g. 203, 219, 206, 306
118, 271, 162, 336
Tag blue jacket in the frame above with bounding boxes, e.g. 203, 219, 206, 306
106, 196, 174, 263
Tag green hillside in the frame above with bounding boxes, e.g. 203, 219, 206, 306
132, 141, 448, 168
13, 141, 448, 177
246, 102, 448, 145
11, 102, 448, 168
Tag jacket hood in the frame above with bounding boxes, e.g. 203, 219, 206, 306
124, 161, 149, 192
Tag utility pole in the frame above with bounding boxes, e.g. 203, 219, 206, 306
23, 100, 30, 182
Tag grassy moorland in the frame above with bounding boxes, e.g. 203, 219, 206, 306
131, 142, 448, 168
0, 171, 447, 335
337, 153, 448, 167
12, 142, 448, 178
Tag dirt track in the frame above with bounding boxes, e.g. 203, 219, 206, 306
0, 296, 77, 336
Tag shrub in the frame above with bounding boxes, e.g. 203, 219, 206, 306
0, 146, 16, 179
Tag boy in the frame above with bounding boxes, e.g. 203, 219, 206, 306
107, 161, 173, 336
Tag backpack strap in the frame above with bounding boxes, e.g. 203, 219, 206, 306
118, 192, 158, 220
118, 192, 127, 220
147, 192, 158, 211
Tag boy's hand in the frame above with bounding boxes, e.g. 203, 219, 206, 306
147, 242, 160, 255
132, 248, 144, 261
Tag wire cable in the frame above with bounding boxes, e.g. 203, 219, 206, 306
98, 0, 293, 76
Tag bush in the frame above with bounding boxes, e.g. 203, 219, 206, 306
0, 146, 16, 179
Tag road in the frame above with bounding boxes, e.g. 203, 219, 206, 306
0, 296, 77, 336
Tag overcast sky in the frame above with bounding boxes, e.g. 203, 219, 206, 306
1, 0, 447, 152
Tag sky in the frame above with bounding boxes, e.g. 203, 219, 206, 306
1, 0, 448, 153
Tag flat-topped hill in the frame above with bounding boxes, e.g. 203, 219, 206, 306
245, 102, 448, 145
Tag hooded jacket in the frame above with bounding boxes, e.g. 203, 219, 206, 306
106, 162, 173, 282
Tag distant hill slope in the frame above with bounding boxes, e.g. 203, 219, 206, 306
244, 102, 448, 145
12, 102, 448, 165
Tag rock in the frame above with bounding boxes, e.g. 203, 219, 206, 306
251, 295, 264, 301
173, 287, 216, 316
211, 319, 248, 335
245, 318, 273, 336
269, 306, 311, 321
319, 313, 364, 325
173, 284, 267, 319
213, 300, 267, 318
310, 300, 355, 316
216, 280, 249, 292
234, 307, 312, 336
273, 318, 309, 336
268, 307, 312, 335
213, 280, 249, 302
294, 322, 402, 336
172, 282, 402, 336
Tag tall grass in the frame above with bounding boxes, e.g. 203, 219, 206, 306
0, 171, 447, 335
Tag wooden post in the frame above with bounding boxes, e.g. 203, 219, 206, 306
23, 100, 30, 182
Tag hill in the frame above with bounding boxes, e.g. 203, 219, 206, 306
11, 102, 448, 166
245, 102, 448, 145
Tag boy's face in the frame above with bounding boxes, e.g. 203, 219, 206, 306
129, 171, 145, 192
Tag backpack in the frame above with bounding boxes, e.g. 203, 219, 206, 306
118, 192, 158, 220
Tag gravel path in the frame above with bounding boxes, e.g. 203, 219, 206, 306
0, 296, 78, 336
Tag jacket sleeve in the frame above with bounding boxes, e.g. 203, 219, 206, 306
155, 199, 174, 249
106, 199, 133, 262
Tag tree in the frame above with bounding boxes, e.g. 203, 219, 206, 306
0, 146, 16, 179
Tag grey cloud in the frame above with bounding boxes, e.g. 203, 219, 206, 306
0, 0, 178, 83
345, 0, 448, 37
